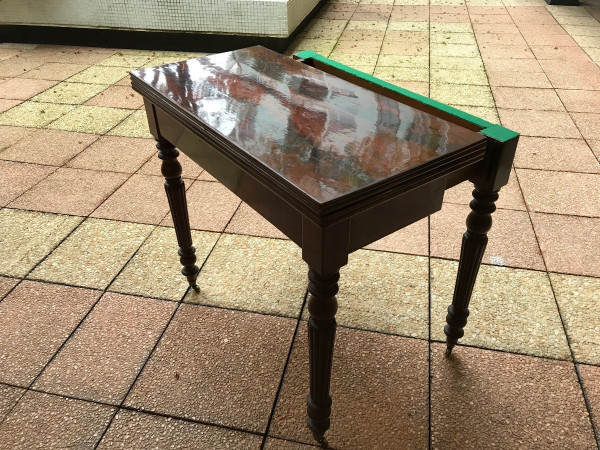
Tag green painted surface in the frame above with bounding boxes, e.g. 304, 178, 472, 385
295, 50, 519, 143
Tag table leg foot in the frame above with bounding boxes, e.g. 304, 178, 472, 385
158, 138, 200, 289
306, 269, 338, 446
444, 187, 498, 353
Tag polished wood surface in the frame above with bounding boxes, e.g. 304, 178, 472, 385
131, 46, 486, 209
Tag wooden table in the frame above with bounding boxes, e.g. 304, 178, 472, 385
131, 46, 519, 446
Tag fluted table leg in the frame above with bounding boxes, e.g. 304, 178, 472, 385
306, 269, 339, 447
157, 138, 200, 291
445, 187, 499, 356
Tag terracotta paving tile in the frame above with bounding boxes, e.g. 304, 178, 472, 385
431, 344, 596, 450
0, 101, 75, 127
47, 105, 132, 134
34, 293, 175, 404
300, 19, 349, 40
137, 150, 202, 179
0, 126, 35, 151
225, 202, 288, 240
519, 24, 569, 36
430, 259, 570, 359
92, 174, 169, 224
471, 13, 513, 24
391, 5, 429, 22
271, 325, 428, 448
579, 364, 600, 434
571, 113, 600, 141
0, 384, 24, 421
0, 78, 56, 101
491, 86, 564, 111
482, 57, 543, 72
0, 209, 82, 277
478, 44, 535, 59
108, 109, 151, 138
19, 62, 90, 81
514, 137, 600, 173
430, 204, 545, 270
472, 23, 520, 34
186, 234, 306, 317
365, 217, 429, 256
523, 34, 578, 47
32, 81, 108, 104
497, 109, 581, 139
538, 59, 600, 90
97, 410, 263, 449
0, 391, 115, 448
20, 48, 111, 65
68, 65, 134, 85
476, 32, 527, 46
530, 213, 600, 277
590, 140, 600, 160
517, 169, 600, 217
85, 84, 144, 109
550, 273, 600, 364
10, 167, 127, 216
0, 276, 19, 299
161, 181, 241, 232
444, 170, 525, 210
0, 129, 98, 166
0, 57, 44, 77
556, 89, 600, 114
110, 227, 218, 300
264, 438, 315, 449
530, 45, 593, 61
430, 83, 494, 107
125, 304, 294, 432
329, 249, 429, 338
0, 281, 100, 385
0, 161, 55, 206
30, 218, 154, 289
486, 70, 552, 88
0, 99, 20, 113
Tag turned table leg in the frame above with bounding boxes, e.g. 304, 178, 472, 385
157, 138, 200, 291
445, 186, 499, 356
306, 269, 339, 447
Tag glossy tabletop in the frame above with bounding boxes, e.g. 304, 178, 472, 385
131, 46, 486, 204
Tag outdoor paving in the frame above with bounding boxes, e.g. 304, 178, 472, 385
0, 0, 599, 448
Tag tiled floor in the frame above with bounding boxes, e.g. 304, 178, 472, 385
0, 0, 599, 448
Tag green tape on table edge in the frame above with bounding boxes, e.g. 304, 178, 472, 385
294, 50, 519, 143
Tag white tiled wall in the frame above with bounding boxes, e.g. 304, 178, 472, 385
0, 0, 320, 37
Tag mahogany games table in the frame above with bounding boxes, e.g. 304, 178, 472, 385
130, 46, 519, 446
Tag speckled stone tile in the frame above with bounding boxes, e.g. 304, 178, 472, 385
482, 57, 543, 72
30, 218, 154, 289
0, 280, 100, 385
125, 304, 294, 432
299, 19, 348, 39
31, 81, 108, 105
0, 209, 82, 277
431, 204, 545, 270
161, 181, 241, 232
0, 391, 115, 448
285, 38, 338, 56
137, 150, 202, 179
579, 364, 600, 435
590, 140, 600, 160
372, 66, 429, 83
91, 174, 169, 224
0, 129, 98, 166
517, 169, 600, 217
0, 161, 55, 206
538, 59, 600, 91
85, 85, 144, 109
531, 213, 600, 277
10, 167, 128, 216
68, 65, 135, 85
0, 57, 44, 78
571, 113, 600, 141
430, 68, 488, 85
0, 99, 20, 113
0, 125, 35, 150
47, 105, 132, 134
98, 410, 262, 449
0, 276, 18, 299
486, 69, 553, 88
97, 52, 155, 68
431, 32, 477, 45
449, 104, 499, 123
325, 249, 429, 338
0, 101, 74, 127
264, 438, 316, 449
431, 22, 474, 33
111, 227, 218, 300
186, 234, 306, 317
376, 54, 429, 67
0, 78, 56, 101
514, 137, 600, 173
431, 344, 596, 450
430, 83, 494, 107
556, 89, 600, 114
67, 136, 154, 173
0, 384, 23, 421
492, 86, 564, 111
326, 52, 379, 67
34, 293, 175, 404
430, 42, 479, 57
498, 109, 581, 139
225, 202, 287, 240
19, 62, 90, 81
443, 170, 525, 210
430, 259, 570, 359
271, 325, 428, 449
550, 274, 600, 365
364, 217, 428, 256
107, 109, 151, 137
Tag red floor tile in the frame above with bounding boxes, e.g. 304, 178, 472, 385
492, 86, 564, 111
497, 109, 581, 139
0, 161, 55, 206
579, 364, 600, 436
0, 78, 56, 101
514, 137, 600, 173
